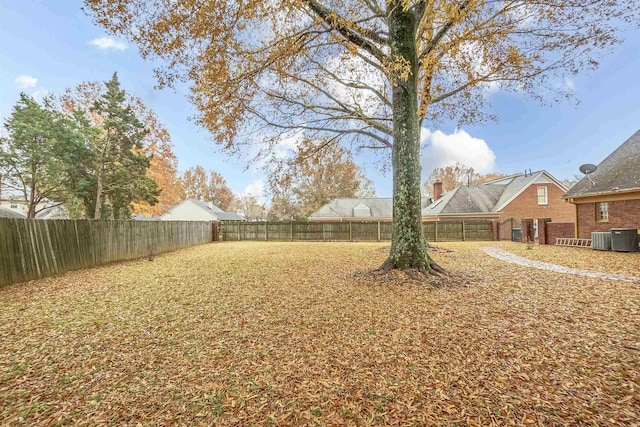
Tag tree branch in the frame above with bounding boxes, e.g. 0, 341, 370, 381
418, 0, 470, 62
301, 0, 388, 63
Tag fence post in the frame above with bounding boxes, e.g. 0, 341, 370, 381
237, 222, 241, 241
322, 222, 326, 241
435, 221, 438, 242
462, 220, 465, 241
265, 222, 268, 241
377, 221, 381, 241
349, 222, 352, 242
291, 221, 294, 241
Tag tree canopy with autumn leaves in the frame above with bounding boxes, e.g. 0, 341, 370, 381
180, 166, 235, 211
61, 76, 183, 218
85, 0, 638, 274
423, 163, 509, 196
268, 139, 375, 220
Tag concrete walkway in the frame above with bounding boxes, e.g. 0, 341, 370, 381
482, 247, 640, 282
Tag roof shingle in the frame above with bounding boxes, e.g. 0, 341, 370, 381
564, 130, 640, 198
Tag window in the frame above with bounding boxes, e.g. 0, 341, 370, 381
537, 186, 548, 205
597, 202, 609, 221
10, 204, 17, 209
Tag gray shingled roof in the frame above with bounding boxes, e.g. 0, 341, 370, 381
215, 211, 246, 221
423, 185, 505, 215
422, 171, 562, 216
564, 130, 640, 198
190, 199, 225, 213
310, 198, 394, 218
310, 197, 436, 219
190, 199, 245, 220
0, 206, 25, 218
168, 199, 245, 221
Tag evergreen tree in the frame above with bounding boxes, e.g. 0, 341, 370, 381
0, 94, 87, 218
88, 73, 159, 218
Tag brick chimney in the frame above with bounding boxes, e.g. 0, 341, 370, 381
433, 180, 443, 202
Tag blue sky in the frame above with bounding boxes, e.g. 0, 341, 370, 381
1, 0, 639, 199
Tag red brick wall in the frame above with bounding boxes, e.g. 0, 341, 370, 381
544, 223, 575, 244
576, 199, 640, 238
500, 183, 574, 223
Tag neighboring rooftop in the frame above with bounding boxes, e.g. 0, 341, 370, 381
310, 197, 436, 219
0, 206, 25, 218
422, 170, 566, 216
162, 199, 245, 221
564, 129, 640, 198
423, 185, 504, 215
310, 198, 394, 219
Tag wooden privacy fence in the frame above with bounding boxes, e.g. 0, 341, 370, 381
220, 220, 494, 242
0, 219, 212, 286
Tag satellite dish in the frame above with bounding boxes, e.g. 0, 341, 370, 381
579, 163, 597, 185
579, 163, 597, 175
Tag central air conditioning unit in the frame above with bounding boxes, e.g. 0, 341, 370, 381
610, 228, 639, 252
591, 232, 611, 251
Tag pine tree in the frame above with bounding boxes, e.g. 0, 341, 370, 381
89, 73, 159, 218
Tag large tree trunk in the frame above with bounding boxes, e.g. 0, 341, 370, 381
381, 4, 438, 272
27, 203, 37, 219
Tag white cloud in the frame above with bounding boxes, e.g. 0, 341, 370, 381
421, 128, 497, 175
243, 179, 266, 203
32, 88, 50, 101
90, 37, 127, 51
563, 77, 575, 92
274, 129, 304, 159
14, 75, 38, 90
250, 128, 305, 172
324, 52, 387, 116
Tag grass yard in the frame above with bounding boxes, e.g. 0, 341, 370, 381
1, 241, 638, 425
499, 241, 640, 277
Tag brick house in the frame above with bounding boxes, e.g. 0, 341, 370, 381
564, 130, 640, 238
422, 170, 574, 239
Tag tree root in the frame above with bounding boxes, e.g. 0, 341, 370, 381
374, 260, 447, 282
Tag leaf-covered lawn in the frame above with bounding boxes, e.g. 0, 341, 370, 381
1, 241, 638, 425
499, 241, 640, 277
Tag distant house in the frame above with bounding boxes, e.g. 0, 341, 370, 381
564, 130, 640, 238
309, 198, 394, 222
422, 170, 574, 239
161, 199, 244, 222
309, 198, 435, 222
310, 170, 573, 240
0, 205, 25, 218
35, 205, 69, 220
0, 198, 68, 219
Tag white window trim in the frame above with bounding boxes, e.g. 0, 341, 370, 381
537, 186, 548, 205
597, 202, 609, 222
